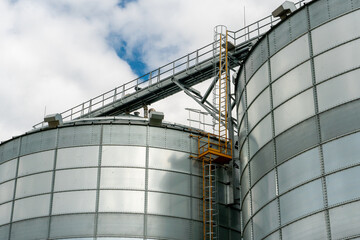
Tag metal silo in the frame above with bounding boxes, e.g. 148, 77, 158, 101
0, 116, 241, 240
236, 0, 360, 239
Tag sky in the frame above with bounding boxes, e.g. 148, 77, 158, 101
0, 0, 298, 142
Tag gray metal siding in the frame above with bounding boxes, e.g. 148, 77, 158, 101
237, 0, 360, 239
0, 122, 241, 240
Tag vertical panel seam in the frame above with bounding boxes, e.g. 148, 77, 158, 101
94, 124, 103, 238
243, 53, 254, 240
307, 5, 332, 240
144, 125, 149, 239
189, 134, 194, 240
47, 127, 60, 239
267, 32, 283, 240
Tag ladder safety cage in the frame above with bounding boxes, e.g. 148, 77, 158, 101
212, 26, 229, 141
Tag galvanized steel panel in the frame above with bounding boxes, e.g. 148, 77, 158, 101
13, 195, 50, 221
58, 125, 101, 147
148, 148, 190, 173
56, 146, 99, 169
49, 214, 95, 238
276, 117, 319, 164
20, 130, 57, 156
18, 150, 54, 177
0, 202, 12, 225
251, 171, 276, 213
320, 99, 360, 141
102, 124, 131, 145
329, 201, 360, 239
0, 138, 20, 164
0, 224, 9, 240
147, 192, 190, 218
250, 141, 274, 184
191, 198, 202, 221
54, 169, 98, 191
101, 146, 146, 168
146, 215, 191, 240
282, 212, 327, 240
148, 169, 190, 196
148, 127, 166, 148
16, 172, 52, 198
10, 217, 49, 240
100, 168, 145, 190
97, 213, 144, 236
0, 180, 14, 204
279, 180, 323, 224
278, 148, 321, 194
0, 159, 17, 184
252, 200, 279, 240
323, 132, 360, 172
99, 190, 144, 213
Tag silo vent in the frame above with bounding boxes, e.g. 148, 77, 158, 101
272, 1, 296, 20
149, 111, 164, 126
44, 113, 63, 128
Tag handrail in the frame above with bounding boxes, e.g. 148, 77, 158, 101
198, 134, 232, 157
33, 0, 311, 129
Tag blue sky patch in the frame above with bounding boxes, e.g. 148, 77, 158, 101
107, 34, 148, 76
117, 0, 137, 8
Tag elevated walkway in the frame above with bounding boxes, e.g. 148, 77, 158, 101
33, 13, 276, 128
33, 0, 309, 129
34, 39, 253, 129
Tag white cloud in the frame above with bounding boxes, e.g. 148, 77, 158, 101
112, 0, 290, 127
0, 0, 296, 142
112, 0, 291, 68
0, 0, 136, 142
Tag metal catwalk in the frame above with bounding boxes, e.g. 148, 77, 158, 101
33, 0, 309, 129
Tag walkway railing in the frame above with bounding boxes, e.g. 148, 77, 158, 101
33, 0, 310, 129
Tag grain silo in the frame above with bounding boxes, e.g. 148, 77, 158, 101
236, 0, 360, 239
2, 0, 360, 239
0, 115, 241, 240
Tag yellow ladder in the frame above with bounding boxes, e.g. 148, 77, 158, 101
203, 158, 218, 240
190, 26, 232, 239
